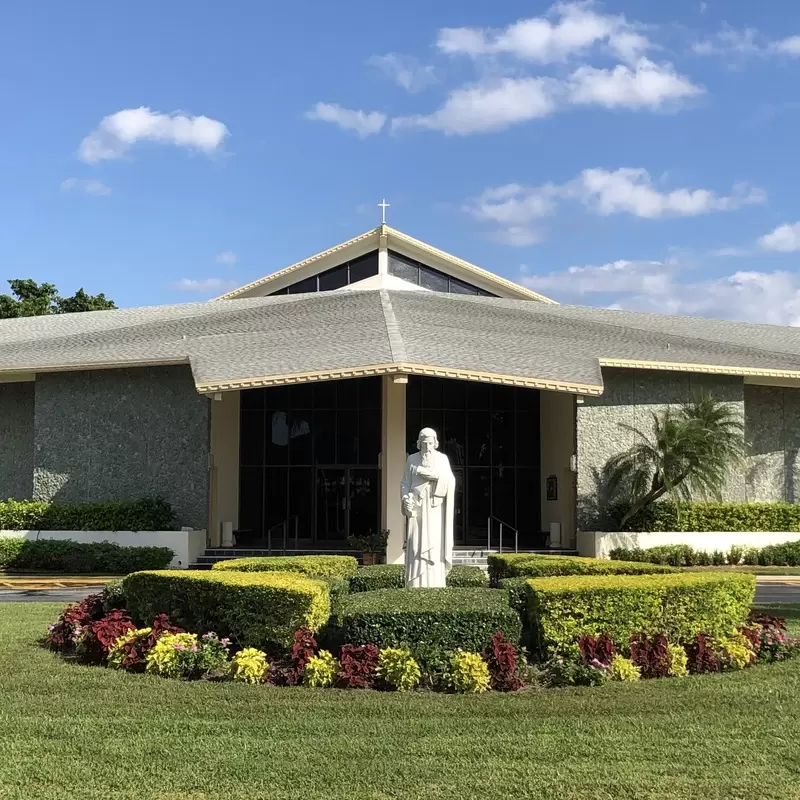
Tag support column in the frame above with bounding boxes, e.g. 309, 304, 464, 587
381, 375, 407, 565
209, 390, 240, 547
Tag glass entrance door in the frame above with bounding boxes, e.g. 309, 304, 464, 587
315, 467, 379, 542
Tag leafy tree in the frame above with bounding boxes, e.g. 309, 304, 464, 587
605, 394, 747, 530
0, 279, 116, 319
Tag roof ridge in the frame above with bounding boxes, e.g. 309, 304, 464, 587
379, 289, 407, 364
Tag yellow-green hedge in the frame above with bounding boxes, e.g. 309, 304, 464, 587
487, 553, 676, 583
122, 569, 330, 650
526, 572, 755, 657
212, 555, 358, 578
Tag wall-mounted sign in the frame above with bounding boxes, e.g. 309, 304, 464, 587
546, 475, 558, 501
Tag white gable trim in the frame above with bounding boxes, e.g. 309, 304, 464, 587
214, 224, 554, 303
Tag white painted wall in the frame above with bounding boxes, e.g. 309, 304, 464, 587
578, 529, 800, 560
0, 529, 207, 569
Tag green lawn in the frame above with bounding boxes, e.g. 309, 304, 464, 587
1, 605, 800, 800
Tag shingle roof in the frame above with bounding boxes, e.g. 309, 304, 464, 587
2, 289, 800, 396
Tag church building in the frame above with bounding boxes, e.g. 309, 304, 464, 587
2, 223, 800, 565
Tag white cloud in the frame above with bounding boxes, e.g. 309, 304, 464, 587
523, 259, 800, 326
215, 250, 238, 265
711, 246, 753, 258
436, 2, 650, 64
306, 103, 387, 137
575, 168, 765, 217
171, 278, 237, 292
771, 36, 800, 56
567, 58, 703, 109
60, 177, 112, 196
759, 222, 800, 252
693, 25, 800, 59
368, 53, 436, 93
467, 168, 765, 242
79, 107, 228, 164
391, 77, 557, 135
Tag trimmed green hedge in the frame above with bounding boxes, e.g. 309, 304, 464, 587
611, 541, 800, 567
0, 498, 176, 531
348, 564, 488, 593
487, 553, 676, 583
331, 588, 521, 661
211, 555, 358, 578
526, 572, 755, 657
122, 569, 331, 650
0, 538, 173, 573
611, 501, 800, 532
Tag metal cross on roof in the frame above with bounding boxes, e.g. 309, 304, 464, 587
378, 198, 390, 225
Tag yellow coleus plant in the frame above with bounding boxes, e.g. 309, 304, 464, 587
377, 647, 421, 692
230, 648, 269, 685
108, 627, 152, 670
304, 650, 339, 688
145, 633, 198, 678
450, 651, 490, 694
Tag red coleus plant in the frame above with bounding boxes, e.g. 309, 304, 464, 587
77, 609, 136, 665
45, 593, 106, 653
629, 633, 671, 679
686, 633, 720, 674
268, 628, 319, 686
578, 633, 616, 667
112, 614, 185, 672
484, 633, 523, 692
338, 644, 380, 689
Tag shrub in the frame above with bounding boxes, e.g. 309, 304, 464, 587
337, 644, 379, 689
743, 612, 795, 662
317, 576, 349, 610
45, 592, 105, 653
122, 569, 330, 651
76, 609, 135, 664
212, 555, 358, 578
758, 541, 800, 567
230, 648, 269, 684
304, 650, 339, 688
449, 651, 491, 694
446, 566, 489, 588
348, 565, 404, 593
612, 540, 800, 568
332, 588, 522, 669
526, 572, 755, 657
629, 633, 671, 679
0, 538, 173, 573
484, 632, 523, 692
376, 647, 421, 691
609, 655, 641, 682
0, 497, 176, 531
487, 553, 675, 584
348, 564, 489, 593
269, 628, 319, 686
611, 500, 800, 533
101, 579, 126, 611
668, 644, 689, 677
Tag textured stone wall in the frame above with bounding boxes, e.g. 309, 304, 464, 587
0, 381, 35, 500
33, 365, 210, 529
745, 384, 800, 502
576, 368, 745, 529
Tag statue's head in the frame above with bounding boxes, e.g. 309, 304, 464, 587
417, 427, 439, 452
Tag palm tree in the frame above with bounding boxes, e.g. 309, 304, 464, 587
605, 394, 747, 530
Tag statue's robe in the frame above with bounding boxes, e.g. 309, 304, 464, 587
401, 449, 455, 588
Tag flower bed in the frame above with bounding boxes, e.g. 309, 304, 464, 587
44, 555, 799, 695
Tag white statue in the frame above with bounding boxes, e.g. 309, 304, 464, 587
401, 427, 455, 588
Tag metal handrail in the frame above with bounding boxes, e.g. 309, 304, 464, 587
266, 514, 300, 555
487, 515, 520, 554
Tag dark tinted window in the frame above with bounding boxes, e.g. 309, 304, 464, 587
270, 251, 379, 295
387, 250, 496, 296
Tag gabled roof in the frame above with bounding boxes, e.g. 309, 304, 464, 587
214, 224, 554, 303
3, 289, 800, 397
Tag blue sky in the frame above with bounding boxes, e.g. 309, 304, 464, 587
3, 1, 800, 323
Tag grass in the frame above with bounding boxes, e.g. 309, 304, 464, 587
1, 605, 800, 800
